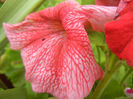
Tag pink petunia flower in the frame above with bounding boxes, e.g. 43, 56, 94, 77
105, 0, 133, 67
3, 1, 117, 99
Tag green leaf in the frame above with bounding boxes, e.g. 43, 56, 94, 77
0, 88, 4, 91
81, 0, 95, 5
0, 2, 3, 7
77, 0, 82, 4
36, 93, 49, 99
114, 65, 126, 83
0, 48, 25, 87
91, 44, 106, 68
125, 72, 133, 88
88, 31, 106, 46
0, 87, 28, 99
0, 0, 45, 55
25, 82, 37, 99
0, 39, 8, 56
115, 97, 133, 99
100, 79, 125, 99
25, 82, 49, 99
48, 98, 56, 99
38, 0, 64, 11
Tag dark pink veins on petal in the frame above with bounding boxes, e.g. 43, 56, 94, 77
2, 1, 117, 99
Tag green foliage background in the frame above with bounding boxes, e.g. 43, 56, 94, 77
0, 0, 133, 99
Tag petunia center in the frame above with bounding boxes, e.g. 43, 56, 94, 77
45, 20, 66, 37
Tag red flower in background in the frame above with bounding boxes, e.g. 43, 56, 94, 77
95, 0, 120, 6
3, 0, 117, 99
105, 0, 133, 67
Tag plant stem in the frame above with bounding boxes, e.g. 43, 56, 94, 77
105, 51, 109, 71
91, 64, 121, 99
120, 68, 133, 85
91, 53, 121, 99
107, 54, 118, 71
96, 47, 101, 64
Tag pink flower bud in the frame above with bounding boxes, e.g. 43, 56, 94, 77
124, 88, 133, 97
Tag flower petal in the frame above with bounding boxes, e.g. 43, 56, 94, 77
61, 5, 106, 98
56, 40, 103, 99
118, 0, 133, 16
95, 0, 120, 6
4, 1, 105, 99
105, 11, 133, 66
105, 0, 133, 66
80, 5, 117, 32
36, 1, 79, 20
62, 5, 115, 82
115, 0, 132, 18
63, 5, 117, 35
3, 19, 64, 50
20, 2, 104, 99
3, 1, 79, 50
21, 33, 66, 99
21, 36, 103, 99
